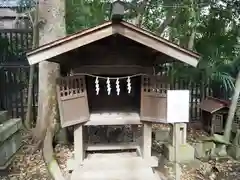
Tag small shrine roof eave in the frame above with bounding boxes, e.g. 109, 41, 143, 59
199, 96, 230, 114
26, 20, 201, 67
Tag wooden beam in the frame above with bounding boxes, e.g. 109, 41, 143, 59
142, 122, 152, 159
72, 65, 153, 75
70, 44, 157, 55
120, 21, 200, 59
85, 142, 139, 151
27, 26, 114, 65
114, 24, 199, 67
132, 125, 139, 141
84, 118, 142, 126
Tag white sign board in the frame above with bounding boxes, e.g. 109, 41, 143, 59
167, 90, 190, 123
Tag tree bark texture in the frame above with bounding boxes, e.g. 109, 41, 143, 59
35, 0, 66, 179
188, 29, 196, 50
135, 0, 149, 27
157, 10, 176, 36
35, 0, 66, 140
224, 71, 240, 142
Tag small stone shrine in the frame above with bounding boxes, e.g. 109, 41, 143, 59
228, 129, 240, 159
199, 96, 230, 135
163, 123, 195, 162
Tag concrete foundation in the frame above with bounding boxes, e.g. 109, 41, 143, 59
227, 145, 240, 159
0, 116, 22, 169
163, 143, 195, 162
0, 111, 7, 123
0, 118, 22, 142
163, 123, 194, 162
192, 141, 216, 159
215, 144, 227, 156
0, 131, 22, 168
228, 129, 240, 159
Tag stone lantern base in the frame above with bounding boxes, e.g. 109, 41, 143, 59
163, 143, 195, 162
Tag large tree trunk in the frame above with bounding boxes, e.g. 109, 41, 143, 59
35, 0, 66, 140
224, 71, 240, 142
35, 0, 66, 179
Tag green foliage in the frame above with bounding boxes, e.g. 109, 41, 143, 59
66, 0, 112, 34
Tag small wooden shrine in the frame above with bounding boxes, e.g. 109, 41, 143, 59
199, 96, 230, 135
26, 17, 200, 171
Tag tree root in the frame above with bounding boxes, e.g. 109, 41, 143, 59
45, 159, 65, 180
42, 127, 65, 180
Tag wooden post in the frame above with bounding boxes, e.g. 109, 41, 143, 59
132, 125, 138, 142
174, 123, 181, 180
74, 124, 85, 165
142, 122, 152, 159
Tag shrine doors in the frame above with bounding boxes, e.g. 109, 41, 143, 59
140, 75, 170, 123
57, 75, 89, 127
56, 74, 170, 127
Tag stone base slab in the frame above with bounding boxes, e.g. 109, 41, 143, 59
0, 131, 22, 168
163, 143, 195, 162
0, 118, 22, 142
192, 141, 216, 159
227, 145, 240, 160
0, 111, 7, 124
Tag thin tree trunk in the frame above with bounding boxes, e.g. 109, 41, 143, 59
157, 10, 176, 35
188, 29, 196, 50
135, 0, 149, 27
187, 1, 196, 50
25, 1, 39, 130
224, 71, 240, 142
43, 128, 65, 180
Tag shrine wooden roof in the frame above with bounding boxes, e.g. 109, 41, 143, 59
199, 96, 230, 113
26, 20, 200, 67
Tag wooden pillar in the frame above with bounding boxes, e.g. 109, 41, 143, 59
132, 125, 138, 142
142, 122, 152, 159
74, 124, 85, 165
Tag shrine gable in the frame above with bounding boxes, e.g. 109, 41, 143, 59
26, 20, 200, 67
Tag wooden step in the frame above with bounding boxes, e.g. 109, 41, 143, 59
82, 156, 158, 169
84, 112, 141, 126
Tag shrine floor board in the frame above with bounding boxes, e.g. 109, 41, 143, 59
71, 152, 161, 180
84, 111, 141, 126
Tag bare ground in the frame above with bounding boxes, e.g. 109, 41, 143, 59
1, 125, 240, 180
